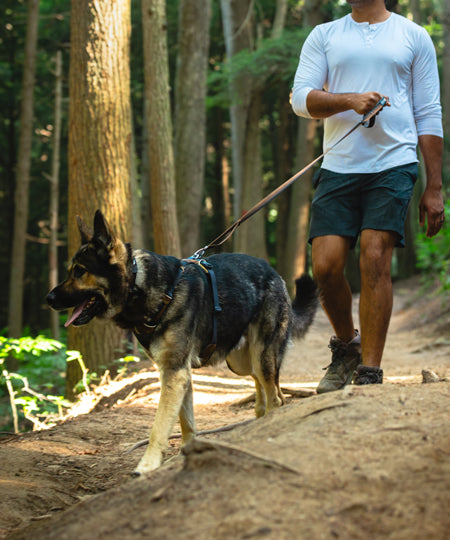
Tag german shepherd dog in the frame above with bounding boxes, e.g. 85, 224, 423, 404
47, 210, 317, 475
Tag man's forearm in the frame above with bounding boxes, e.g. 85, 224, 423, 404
418, 134, 443, 190
306, 89, 389, 119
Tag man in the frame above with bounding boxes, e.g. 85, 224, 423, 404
291, 0, 444, 392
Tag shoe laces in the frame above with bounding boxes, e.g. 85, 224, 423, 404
322, 338, 350, 371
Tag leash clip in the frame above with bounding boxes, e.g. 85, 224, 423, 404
362, 97, 387, 128
190, 246, 207, 260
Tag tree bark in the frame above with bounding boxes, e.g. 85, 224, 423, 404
175, 0, 211, 257
283, 118, 317, 292
220, 0, 253, 225
236, 91, 268, 258
67, 0, 132, 398
142, 0, 181, 257
8, 0, 40, 344
408, 0, 421, 23
281, 0, 321, 288
49, 50, 62, 341
221, 0, 288, 258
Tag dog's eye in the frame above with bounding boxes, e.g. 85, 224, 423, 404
73, 265, 86, 279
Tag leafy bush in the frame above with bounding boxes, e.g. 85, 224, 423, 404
416, 199, 450, 293
0, 335, 71, 432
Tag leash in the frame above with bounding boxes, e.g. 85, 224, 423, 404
191, 97, 388, 260
132, 98, 387, 354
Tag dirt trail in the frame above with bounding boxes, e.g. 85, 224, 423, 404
1, 277, 449, 539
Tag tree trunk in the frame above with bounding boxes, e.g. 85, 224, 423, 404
142, 0, 181, 257
67, 0, 133, 399
221, 0, 288, 258
175, 0, 211, 258
49, 50, 62, 341
140, 95, 153, 250
409, 0, 421, 23
219, 0, 253, 225
283, 118, 317, 294
281, 0, 321, 291
236, 91, 268, 259
7, 0, 40, 345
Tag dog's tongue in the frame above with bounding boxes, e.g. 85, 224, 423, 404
64, 299, 89, 327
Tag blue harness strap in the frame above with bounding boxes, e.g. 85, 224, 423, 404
133, 257, 222, 361
182, 258, 222, 360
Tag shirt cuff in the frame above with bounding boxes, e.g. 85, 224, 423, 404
291, 87, 314, 119
416, 115, 443, 138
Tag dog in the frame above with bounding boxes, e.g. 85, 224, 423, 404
47, 210, 318, 475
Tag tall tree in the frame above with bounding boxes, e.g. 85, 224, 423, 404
175, 0, 211, 257
48, 50, 63, 340
8, 0, 39, 343
220, 0, 253, 226
220, 0, 289, 259
66, 0, 133, 398
142, 0, 181, 256
281, 0, 321, 289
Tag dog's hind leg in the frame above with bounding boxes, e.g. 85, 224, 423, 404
251, 376, 267, 418
250, 347, 284, 416
134, 365, 191, 475
179, 376, 196, 445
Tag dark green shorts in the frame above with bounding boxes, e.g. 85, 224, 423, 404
308, 162, 418, 248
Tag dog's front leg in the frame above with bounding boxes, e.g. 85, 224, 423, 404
179, 376, 196, 445
134, 366, 190, 475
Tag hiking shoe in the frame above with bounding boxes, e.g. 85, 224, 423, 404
316, 331, 362, 394
353, 365, 383, 385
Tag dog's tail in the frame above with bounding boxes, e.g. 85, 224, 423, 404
291, 273, 319, 339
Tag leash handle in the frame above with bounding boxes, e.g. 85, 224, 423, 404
362, 97, 387, 128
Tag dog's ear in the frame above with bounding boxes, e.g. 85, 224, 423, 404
77, 215, 93, 245
93, 209, 116, 251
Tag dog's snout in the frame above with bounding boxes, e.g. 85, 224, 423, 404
46, 289, 57, 307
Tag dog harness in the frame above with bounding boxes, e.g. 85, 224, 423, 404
132, 256, 222, 360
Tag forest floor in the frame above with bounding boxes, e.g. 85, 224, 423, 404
1, 276, 449, 539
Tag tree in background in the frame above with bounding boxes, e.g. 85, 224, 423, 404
278, 0, 322, 292
142, 0, 180, 256
220, 0, 268, 259
175, 0, 211, 258
66, 0, 133, 398
8, 0, 40, 348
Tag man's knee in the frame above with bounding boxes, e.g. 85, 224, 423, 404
359, 231, 396, 284
311, 236, 350, 285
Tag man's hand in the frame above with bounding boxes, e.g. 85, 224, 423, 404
352, 92, 391, 115
419, 188, 445, 237
418, 134, 444, 237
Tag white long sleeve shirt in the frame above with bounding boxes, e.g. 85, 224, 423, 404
291, 13, 443, 173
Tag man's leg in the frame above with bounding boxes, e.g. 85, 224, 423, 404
311, 235, 354, 341
312, 235, 361, 393
359, 228, 397, 368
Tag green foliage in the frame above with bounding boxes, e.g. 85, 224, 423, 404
207, 28, 309, 109
0, 335, 70, 431
416, 199, 450, 293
